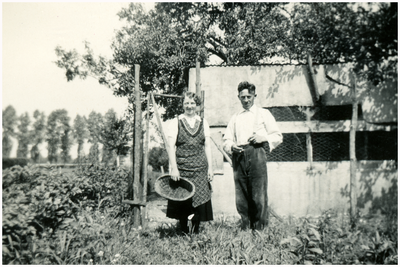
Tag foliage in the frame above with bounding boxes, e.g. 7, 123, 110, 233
86, 111, 103, 163
101, 145, 114, 165
72, 114, 89, 161
2, 164, 398, 265
72, 162, 130, 210
54, 41, 110, 83
46, 109, 72, 163
148, 146, 169, 172
16, 112, 31, 158
2, 188, 38, 264
87, 143, 101, 164
60, 126, 73, 163
280, 210, 398, 265
283, 2, 397, 85
2, 164, 130, 264
40, 211, 394, 265
98, 109, 131, 167
2, 105, 17, 157
30, 110, 47, 162
2, 135, 14, 160
2, 158, 30, 170
86, 111, 103, 144
2, 165, 48, 264
54, 3, 397, 121
3, 165, 82, 242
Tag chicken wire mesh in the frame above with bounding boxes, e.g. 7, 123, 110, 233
266, 106, 397, 162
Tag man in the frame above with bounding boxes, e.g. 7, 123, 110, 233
223, 81, 282, 230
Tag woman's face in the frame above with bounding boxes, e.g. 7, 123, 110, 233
183, 96, 197, 116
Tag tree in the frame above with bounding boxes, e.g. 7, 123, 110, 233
46, 109, 71, 163
60, 123, 72, 163
30, 110, 46, 163
2, 105, 17, 157
54, 3, 397, 117
72, 114, 88, 161
278, 2, 397, 85
99, 109, 131, 167
16, 112, 31, 158
148, 146, 169, 172
86, 111, 103, 162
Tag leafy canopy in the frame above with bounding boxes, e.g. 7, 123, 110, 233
55, 2, 397, 119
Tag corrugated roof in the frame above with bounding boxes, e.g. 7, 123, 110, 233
200, 62, 349, 68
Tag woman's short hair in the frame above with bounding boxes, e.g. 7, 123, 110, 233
237, 81, 256, 94
182, 91, 201, 106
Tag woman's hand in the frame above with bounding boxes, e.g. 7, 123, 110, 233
170, 168, 180, 181
207, 169, 214, 182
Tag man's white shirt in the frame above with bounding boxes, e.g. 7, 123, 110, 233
223, 105, 283, 153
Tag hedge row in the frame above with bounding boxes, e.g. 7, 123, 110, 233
2, 158, 30, 170
2, 164, 130, 264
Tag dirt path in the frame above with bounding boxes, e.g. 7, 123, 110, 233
144, 193, 177, 228
144, 192, 241, 230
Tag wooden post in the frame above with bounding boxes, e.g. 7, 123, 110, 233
306, 107, 313, 169
140, 93, 150, 229
200, 90, 205, 119
196, 57, 202, 117
349, 72, 358, 219
307, 53, 320, 106
142, 94, 150, 203
150, 92, 173, 160
133, 64, 142, 227
210, 136, 232, 167
196, 58, 201, 96
153, 93, 183, 99
307, 53, 318, 170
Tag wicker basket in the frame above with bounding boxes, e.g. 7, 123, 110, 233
154, 175, 195, 201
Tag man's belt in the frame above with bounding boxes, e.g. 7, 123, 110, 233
235, 142, 270, 152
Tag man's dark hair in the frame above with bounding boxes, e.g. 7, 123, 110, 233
237, 81, 256, 94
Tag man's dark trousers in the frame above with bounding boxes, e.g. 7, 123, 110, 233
232, 143, 269, 230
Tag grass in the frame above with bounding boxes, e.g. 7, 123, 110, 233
83, 213, 298, 265
36, 207, 396, 265
3, 165, 397, 265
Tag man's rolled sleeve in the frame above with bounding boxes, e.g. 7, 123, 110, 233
223, 115, 236, 154
263, 110, 283, 151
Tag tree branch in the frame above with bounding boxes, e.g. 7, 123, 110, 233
209, 35, 228, 48
325, 73, 351, 88
206, 47, 228, 63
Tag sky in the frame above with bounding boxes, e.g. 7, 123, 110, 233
2, 2, 154, 158
2, 2, 136, 119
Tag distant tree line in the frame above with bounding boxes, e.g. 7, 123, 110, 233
2, 105, 131, 166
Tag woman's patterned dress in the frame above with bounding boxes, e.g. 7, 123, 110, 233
166, 117, 213, 221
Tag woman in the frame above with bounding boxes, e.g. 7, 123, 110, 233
166, 91, 214, 234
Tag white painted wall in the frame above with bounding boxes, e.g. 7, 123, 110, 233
210, 160, 397, 218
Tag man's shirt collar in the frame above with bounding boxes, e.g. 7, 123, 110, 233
239, 104, 258, 115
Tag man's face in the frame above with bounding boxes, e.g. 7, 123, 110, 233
238, 89, 256, 110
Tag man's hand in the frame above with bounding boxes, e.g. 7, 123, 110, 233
232, 144, 244, 154
248, 133, 268, 144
